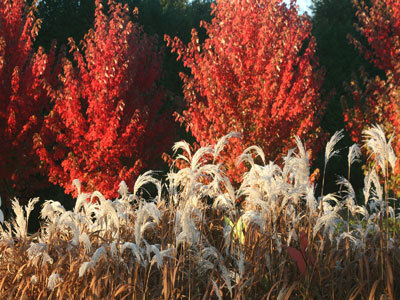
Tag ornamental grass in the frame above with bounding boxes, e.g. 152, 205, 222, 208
0, 125, 399, 299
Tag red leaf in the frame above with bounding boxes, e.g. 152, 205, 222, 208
287, 247, 307, 275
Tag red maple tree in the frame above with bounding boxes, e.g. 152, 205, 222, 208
34, 0, 173, 198
343, 0, 400, 195
350, 0, 400, 74
165, 0, 325, 182
0, 0, 57, 203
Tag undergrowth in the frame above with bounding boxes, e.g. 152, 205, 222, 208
0, 125, 399, 299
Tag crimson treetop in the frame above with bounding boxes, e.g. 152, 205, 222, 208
35, 0, 173, 198
166, 0, 325, 182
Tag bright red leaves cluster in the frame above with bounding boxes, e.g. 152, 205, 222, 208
351, 0, 400, 73
344, 0, 400, 194
0, 0, 57, 201
34, 0, 173, 198
166, 0, 325, 182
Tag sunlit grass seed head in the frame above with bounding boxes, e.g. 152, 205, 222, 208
363, 124, 397, 175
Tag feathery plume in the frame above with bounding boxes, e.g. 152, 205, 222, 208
91, 246, 107, 265
336, 177, 356, 205
213, 193, 234, 210
363, 170, 373, 205
237, 144, 265, 169
118, 181, 129, 199
41, 200, 66, 220
99, 199, 120, 231
74, 192, 91, 214
363, 124, 397, 174
110, 241, 118, 261
79, 262, 92, 278
90, 191, 106, 203
72, 179, 82, 195
241, 210, 264, 233
294, 136, 309, 164
11, 198, 29, 240
305, 185, 317, 213
120, 242, 144, 265
47, 273, 63, 290
314, 206, 343, 241
133, 171, 162, 202
148, 244, 165, 269
30, 275, 38, 285
214, 132, 241, 161
348, 144, 361, 169
79, 232, 92, 254
191, 146, 213, 171
172, 140, 192, 160
325, 130, 344, 164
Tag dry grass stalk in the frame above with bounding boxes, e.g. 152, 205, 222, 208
0, 126, 399, 299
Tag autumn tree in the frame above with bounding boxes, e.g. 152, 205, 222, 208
0, 0, 58, 205
165, 0, 325, 182
343, 0, 400, 195
34, 0, 173, 198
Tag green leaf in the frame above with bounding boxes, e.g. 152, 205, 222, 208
224, 216, 245, 245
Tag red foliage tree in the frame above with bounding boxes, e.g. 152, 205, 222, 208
34, 0, 173, 198
0, 0, 57, 203
343, 0, 400, 194
350, 0, 400, 74
165, 0, 325, 182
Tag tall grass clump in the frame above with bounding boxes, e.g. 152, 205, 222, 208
0, 125, 399, 299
